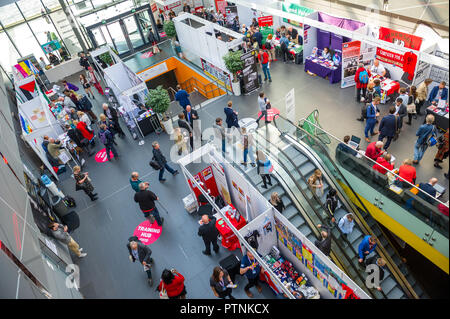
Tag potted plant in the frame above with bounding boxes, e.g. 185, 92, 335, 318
163, 20, 177, 43
223, 50, 244, 96
99, 51, 114, 66
145, 85, 173, 134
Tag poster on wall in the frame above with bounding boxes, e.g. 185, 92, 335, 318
378, 27, 423, 50
240, 50, 259, 94
215, 0, 227, 14
376, 47, 404, 68
258, 16, 273, 27
41, 40, 61, 54
429, 50, 449, 84
200, 58, 232, 91
224, 6, 238, 25
210, 157, 231, 204
281, 3, 314, 27
341, 41, 361, 88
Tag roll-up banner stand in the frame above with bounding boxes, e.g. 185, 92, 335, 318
240, 49, 259, 95
341, 41, 361, 88
224, 6, 238, 25
177, 144, 371, 299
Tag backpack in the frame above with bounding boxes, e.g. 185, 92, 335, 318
63, 196, 77, 208
99, 130, 108, 145
359, 70, 369, 84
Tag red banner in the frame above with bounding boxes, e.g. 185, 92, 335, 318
258, 16, 273, 27
151, 3, 157, 12
378, 27, 422, 50
215, 0, 227, 14
376, 47, 404, 68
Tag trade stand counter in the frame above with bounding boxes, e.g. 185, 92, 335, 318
304, 55, 341, 84
426, 102, 449, 131
273, 38, 303, 64
44, 57, 84, 83
215, 204, 247, 251
370, 75, 400, 104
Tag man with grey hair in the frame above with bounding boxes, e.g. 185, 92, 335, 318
102, 103, 125, 138
127, 237, 154, 286
130, 171, 143, 192
152, 141, 179, 182
134, 181, 164, 226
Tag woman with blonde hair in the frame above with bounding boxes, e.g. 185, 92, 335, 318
77, 111, 92, 130
265, 34, 277, 62
73, 165, 97, 201
308, 169, 324, 196
416, 78, 433, 115
270, 192, 285, 213
174, 127, 187, 156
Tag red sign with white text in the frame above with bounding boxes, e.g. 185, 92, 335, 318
133, 220, 162, 245
376, 47, 404, 68
258, 16, 273, 27
378, 27, 422, 50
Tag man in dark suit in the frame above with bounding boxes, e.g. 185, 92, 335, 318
127, 238, 154, 286
418, 178, 438, 203
378, 106, 400, 150
315, 224, 331, 256
152, 141, 179, 182
102, 103, 125, 138
183, 105, 199, 127
178, 113, 193, 151
224, 100, 240, 129
394, 97, 407, 130
198, 214, 219, 255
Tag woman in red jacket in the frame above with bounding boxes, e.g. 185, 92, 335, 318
74, 120, 94, 143
157, 269, 186, 299
372, 153, 394, 175
354, 63, 371, 103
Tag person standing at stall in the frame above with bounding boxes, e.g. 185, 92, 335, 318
102, 103, 125, 138
258, 49, 272, 83
354, 63, 371, 103
413, 114, 436, 164
198, 214, 219, 256
240, 250, 264, 298
416, 78, 433, 115
88, 66, 104, 95
434, 129, 449, 169
364, 97, 381, 143
73, 165, 98, 201
210, 266, 236, 299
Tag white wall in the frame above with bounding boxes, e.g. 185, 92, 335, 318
303, 11, 318, 57
239, 208, 277, 257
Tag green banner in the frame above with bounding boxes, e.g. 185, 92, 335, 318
281, 3, 314, 27
260, 26, 274, 44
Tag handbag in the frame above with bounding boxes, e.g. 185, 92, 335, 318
159, 282, 169, 299
149, 160, 162, 170
406, 103, 416, 114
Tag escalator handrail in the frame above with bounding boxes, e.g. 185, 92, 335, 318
272, 114, 420, 299
252, 128, 381, 299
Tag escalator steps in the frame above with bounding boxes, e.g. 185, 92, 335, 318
282, 205, 299, 220
333, 207, 347, 221
290, 215, 306, 229
381, 277, 397, 295
347, 229, 363, 244
386, 286, 405, 299
298, 224, 312, 237
298, 162, 316, 177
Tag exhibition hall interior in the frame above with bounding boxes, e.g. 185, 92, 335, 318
0, 0, 449, 301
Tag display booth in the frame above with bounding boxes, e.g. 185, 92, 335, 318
173, 13, 244, 92
91, 46, 161, 140
15, 76, 76, 180
177, 143, 371, 299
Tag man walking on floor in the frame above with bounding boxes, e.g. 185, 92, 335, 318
224, 101, 240, 129
255, 92, 269, 127
198, 214, 219, 255
175, 85, 191, 110
134, 182, 164, 226
130, 171, 143, 192
378, 106, 400, 151
127, 237, 154, 286
258, 49, 272, 83
102, 103, 125, 138
152, 141, 179, 182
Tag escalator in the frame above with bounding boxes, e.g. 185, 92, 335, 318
267, 114, 429, 299
223, 117, 428, 299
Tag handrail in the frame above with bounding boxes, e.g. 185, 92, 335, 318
252, 128, 380, 298
272, 113, 421, 299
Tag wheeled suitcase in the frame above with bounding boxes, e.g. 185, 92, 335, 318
219, 254, 241, 282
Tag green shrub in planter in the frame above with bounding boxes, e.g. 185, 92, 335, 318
223, 50, 244, 82
145, 85, 171, 120
99, 51, 113, 66
163, 20, 177, 39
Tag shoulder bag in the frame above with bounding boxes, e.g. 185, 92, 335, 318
159, 282, 169, 299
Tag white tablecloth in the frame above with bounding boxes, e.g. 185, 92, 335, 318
44, 58, 83, 83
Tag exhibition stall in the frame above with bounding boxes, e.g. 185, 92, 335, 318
176, 143, 371, 299
173, 13, 244, 92
91, 46, 161, 139
15, 76, 76, 180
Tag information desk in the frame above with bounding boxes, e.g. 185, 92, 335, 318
304, 56, 341, 84
44, 58, 83, 83
215, 204, 246, 251
426, 103, 449, 131
135, 110, 159, 136
370, 75, 400, 104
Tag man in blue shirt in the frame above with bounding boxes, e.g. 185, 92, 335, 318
428, 81, 448, 103
253, 27, 263, 48
240, 250, 264, 298
413, 114, 436, 164
175, 85, 191, 110
364, 96, 380, 142
418, 177, 438, 203
358, 235, 377, 264
130, 172, 143, 192
280, 34, 290, 63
